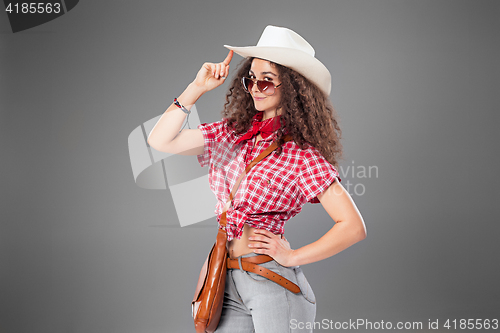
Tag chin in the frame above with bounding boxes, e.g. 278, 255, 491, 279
253, 103, 270, 112
252, 104, 264, 112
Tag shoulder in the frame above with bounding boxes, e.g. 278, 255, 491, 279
286, 140, 327, 163
292, 143, 341, 203
293, 142, 339, 175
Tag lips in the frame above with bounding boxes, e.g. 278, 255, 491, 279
253, 97, 266, 101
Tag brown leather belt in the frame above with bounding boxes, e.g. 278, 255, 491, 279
226, 255, 300, 294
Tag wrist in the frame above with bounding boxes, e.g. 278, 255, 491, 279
175, 83, 205, 109
188, 81, 208, 96
287, 249, 298, 267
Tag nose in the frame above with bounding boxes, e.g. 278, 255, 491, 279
251, 80, 260, 95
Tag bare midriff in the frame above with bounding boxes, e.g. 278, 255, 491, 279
223, 133, 267, 259
226, 213, 261, 259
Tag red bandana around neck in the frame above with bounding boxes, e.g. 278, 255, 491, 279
235, 112, 283, 144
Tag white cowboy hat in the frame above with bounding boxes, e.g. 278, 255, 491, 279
224, 25, 332, 96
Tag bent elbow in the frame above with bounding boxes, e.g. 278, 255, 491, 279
357, 224, 367, 242
147, 139, 158, 151
147, 135, 155, 148
350, 220, 366, 243
147, 137, 169, 153
147, 132, 162, 151
359, 228, 367, 241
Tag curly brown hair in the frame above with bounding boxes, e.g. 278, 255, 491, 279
221, 57, 343, 168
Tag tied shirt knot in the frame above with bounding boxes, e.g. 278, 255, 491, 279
218, 208, 248, 241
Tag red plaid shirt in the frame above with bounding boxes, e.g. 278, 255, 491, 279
197, 116, 341, 241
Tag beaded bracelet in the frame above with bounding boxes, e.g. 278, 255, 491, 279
172, 98, 191, 134
173, 98, 191, 114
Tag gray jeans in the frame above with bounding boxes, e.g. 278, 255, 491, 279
214, 252, 316, 333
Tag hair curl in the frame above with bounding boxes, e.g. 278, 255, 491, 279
221, 57, 342, 168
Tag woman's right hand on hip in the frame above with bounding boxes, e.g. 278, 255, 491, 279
193, 50, 233, 93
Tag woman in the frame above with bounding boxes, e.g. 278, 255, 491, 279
148, 26, 366, 333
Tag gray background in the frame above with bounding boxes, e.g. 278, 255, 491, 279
1, 1, 499, 332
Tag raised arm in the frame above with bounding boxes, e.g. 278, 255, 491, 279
147, 50, 233, 155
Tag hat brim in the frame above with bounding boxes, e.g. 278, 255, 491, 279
224, 44, 331, 96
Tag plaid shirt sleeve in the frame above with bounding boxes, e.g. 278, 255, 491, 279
196, 119, 227, 167
298, 148, 341, 204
